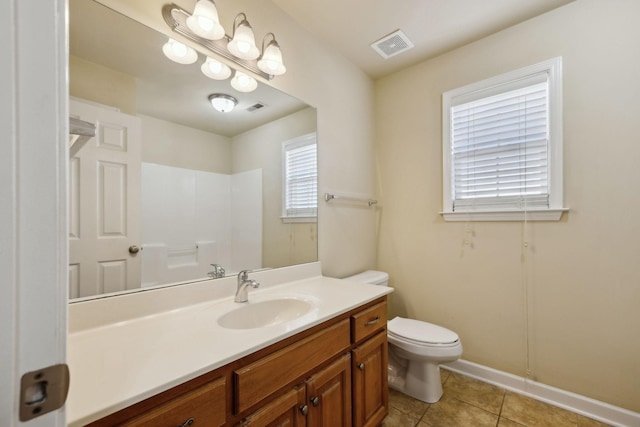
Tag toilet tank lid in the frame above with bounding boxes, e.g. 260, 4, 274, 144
344, 270, 389, 286
388, 317, 459, 344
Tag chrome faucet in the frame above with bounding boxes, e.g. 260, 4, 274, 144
208, 264, 225, 278
235, 270, 260, 303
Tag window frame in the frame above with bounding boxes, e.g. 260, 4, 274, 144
441, 57, 566, 221
281, 132, 318, 223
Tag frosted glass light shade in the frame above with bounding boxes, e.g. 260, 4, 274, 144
230, 71, 258, 93
209, 94, 238, 112
258, 41, 286, 75
227, 20, 259, 60
201, 57, 232, 80
186, 0, 225, 40
162, 38, 198, 64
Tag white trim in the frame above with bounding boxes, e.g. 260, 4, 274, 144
443, 359, 640, 427
441, 208, 568, 222
281, 216, 318, 224
0, 0, 68, 425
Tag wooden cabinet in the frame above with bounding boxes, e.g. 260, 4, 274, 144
238, 385, 306, 427
112, 376, 226, 427
352, 331, 388, 427
91, 297, 388, 427
306, 354, 352, 427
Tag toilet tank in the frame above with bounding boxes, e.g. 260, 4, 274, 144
344, 270, 389, 287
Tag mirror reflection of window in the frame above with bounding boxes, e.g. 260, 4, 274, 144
282, 133, 318, 223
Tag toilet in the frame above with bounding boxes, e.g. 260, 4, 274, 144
345, 270, 463, 403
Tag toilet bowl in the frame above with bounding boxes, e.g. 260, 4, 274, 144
345, 270, 463, 403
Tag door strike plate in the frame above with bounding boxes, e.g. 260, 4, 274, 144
20, 364, 70, 421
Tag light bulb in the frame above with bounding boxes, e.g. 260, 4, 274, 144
230, 71, 257, 93
186, 0, 225, 40
162, 38, 198, 64
201, 57, 231, 80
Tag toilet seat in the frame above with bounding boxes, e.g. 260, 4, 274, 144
388, 317, 459, 346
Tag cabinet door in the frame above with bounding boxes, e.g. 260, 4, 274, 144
119, 377, 226, 427
352, 331, 388, 427
306, 354, 352, 427
239, 385, 307, 427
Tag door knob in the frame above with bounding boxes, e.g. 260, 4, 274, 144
128, 245, 140, 254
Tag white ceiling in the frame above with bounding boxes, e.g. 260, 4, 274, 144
272, 0, 574, 79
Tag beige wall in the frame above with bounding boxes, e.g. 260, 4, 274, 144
232, 108, 318, 268
69, 55, 136, 115
375, 0, 640, 412
97, 0, 378, 278
140, 115, 232, 174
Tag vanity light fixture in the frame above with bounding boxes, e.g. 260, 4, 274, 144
186, 0, 225, 40
257, 33, 286, 76
230, 70, 258, 93
162, 38, 198, 64
227, 13, 260, 61
162, 3, 286, 81
201, 57, 232, 80
208, 93, 238, 112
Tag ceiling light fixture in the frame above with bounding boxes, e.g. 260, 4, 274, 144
257, 33, 286, 76
227, 13, 260, 60
162, 4, 286, 81
208, 93, 238, 112
186, 0, 225, 40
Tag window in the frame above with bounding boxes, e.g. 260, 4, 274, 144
442, 57, 565, 221
282, 133, 317, 222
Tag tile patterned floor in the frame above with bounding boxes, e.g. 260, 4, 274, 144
382, 369, 613, 427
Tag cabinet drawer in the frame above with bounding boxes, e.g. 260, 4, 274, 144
351, 301, 387, 343
120, 376, 226, 427
234, 319, 350, 414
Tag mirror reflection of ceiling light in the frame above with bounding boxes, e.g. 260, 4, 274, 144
201, 57, 232, 80
208, 93, 238, 113
162, 4, 286, 82
230, 71, 258, 93
186, 0, 225, 40
162, 38, 198, 64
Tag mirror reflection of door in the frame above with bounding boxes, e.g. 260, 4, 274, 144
69, 99, 141, 298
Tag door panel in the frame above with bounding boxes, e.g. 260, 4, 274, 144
69, 99, 141, 298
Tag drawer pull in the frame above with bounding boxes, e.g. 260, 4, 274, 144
179, 418, 194, 427
365, 316, 380, 326
299, 405, 309, 416
310, 396, 319, 407
357, 363, 365, 371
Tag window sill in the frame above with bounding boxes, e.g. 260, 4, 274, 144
440, 208, 569, 222
281, 216, 317, 224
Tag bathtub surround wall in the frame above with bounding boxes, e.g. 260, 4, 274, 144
140, 164, 261, 287
376, 0, 640, 414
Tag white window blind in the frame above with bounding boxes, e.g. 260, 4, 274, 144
283, 134, 317, 219
442, 58, 564, 220
451, 78, 549, 211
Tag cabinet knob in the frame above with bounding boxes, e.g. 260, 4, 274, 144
299, 404, 309, 416
357, 363, 365, 371
310, 396, 319, 407
178, 418, 194, 427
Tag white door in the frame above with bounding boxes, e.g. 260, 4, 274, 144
69, 100, 142, 298
1, 0, 67, 425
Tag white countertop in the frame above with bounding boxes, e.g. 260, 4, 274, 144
66, 269, 392, 426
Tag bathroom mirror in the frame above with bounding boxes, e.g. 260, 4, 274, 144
68, 0, 318, 300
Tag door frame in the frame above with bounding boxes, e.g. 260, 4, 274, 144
0, 0, 68, 425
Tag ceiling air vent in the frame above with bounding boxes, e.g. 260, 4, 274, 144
370, 29, 414, 59
246, 102, 266, 112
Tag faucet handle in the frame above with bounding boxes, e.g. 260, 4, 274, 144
238, 270, 249, 281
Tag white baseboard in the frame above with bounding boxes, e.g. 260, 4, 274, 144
442, 359, 640, 427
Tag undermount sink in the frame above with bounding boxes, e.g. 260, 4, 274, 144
217, 298, 316, 330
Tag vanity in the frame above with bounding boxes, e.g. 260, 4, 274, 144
67, 263, 393, 426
